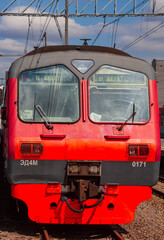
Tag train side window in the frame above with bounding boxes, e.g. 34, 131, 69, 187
18, 65, 80, 123
89, 65, 149, 123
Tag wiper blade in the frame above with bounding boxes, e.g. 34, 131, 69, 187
117, 103, 136, 131
35, 105, 53, 130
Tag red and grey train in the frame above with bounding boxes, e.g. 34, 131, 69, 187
1, 45, 161, 224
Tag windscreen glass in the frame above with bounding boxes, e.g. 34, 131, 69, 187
19, 65, 79, 123
89, 65, 149, 123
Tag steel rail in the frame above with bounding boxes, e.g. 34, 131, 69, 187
42, 227, 50, 240
108, 226, 126, 240
152, 188, 164, 199
112, 230, 125, 240
159, 176, 164, 183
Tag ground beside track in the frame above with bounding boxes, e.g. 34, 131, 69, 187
120, 194, 164, 240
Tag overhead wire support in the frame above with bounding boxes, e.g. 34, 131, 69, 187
60, 0, 74, 14
56, 0, 59, 14
1, 0, 164, 17
92, 0, 156, 45
114, 0, 117, 14
76, 0, 78, 14
98, 0, 113, 15
79, 0, 95, 14
65, 0, 68, 45
95, 0, 97, 15
21, 0, 36, 14
41, 0, 56, 14
117, 0, 133, 15
54, 17, 65, 45
2, 0, 16, 13
136, 0, 151, 14
153, 0, 156, 13
133, 0, 136, 13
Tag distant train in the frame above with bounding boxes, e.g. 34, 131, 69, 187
1, 45, 161, 224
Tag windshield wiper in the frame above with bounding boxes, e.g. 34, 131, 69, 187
35, 105, 53, 130
117, 103, 136, 131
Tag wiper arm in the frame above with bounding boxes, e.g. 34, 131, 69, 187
117, 103, 136, 131
35, 105, 53, 130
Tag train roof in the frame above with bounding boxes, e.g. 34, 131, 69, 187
8, 45, 155, 80
25, 45, 131, 57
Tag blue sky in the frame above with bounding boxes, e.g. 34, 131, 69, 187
0, 0, 164, 81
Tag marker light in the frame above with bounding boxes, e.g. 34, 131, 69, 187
128, 145, 149, 157
32, 143, 43, 154
20, 143, 31, 154
139, 145, 149, 156
20, 143, 43, 155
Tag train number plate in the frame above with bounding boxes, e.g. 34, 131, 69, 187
132, 161, 147, 167
20, 160, 38, 166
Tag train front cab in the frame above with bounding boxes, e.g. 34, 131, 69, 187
3, 46, 161, 224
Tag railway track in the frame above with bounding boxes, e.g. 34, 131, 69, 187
110, 228, 125, 240
42, 227, 50, 240
159, 176, 164, 183
152, 177, 164, 199
152, 188, 164, 199
41, 225, 126, 240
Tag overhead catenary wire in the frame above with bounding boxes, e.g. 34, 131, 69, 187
26, 1, 58, 70
136, 0, 151, 14
121, 20, 164, 51
92, 16, 106, 45
156, 4, 164, 13
92, 0, 152, 46
20, 1, 57, 74
54, 17, 65, 45
24, 0, 43, 53
111, 19, 119, 48
36, 0, 58, 48
24, 15, 31, 54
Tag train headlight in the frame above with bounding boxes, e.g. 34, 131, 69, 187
128, 144, 149, 157
128, 145, 138, 156
89, 165, 99, 174
20, 143, 43, 155
67, 162, 101, 176
69, 164, 79, 174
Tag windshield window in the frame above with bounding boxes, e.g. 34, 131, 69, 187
19, 65, 79, 123
89, 65, 149, 123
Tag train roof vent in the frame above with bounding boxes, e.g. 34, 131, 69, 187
72, 59, 94, 73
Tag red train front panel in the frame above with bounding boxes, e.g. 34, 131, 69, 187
4, 46, 161, 224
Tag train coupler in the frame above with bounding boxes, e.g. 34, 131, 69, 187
66, 161, 101, 202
